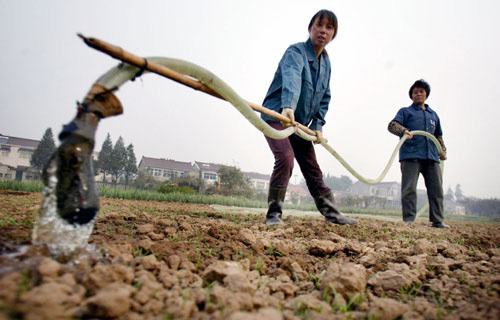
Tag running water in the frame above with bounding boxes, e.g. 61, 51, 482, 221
30, 81, 123, 260
31, 112, 101, 260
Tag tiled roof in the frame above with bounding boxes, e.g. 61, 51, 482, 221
195, 161, 229, 172
140, 156, 196, 172
0, 134, 39, 149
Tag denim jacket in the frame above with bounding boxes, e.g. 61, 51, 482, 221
261, 38, 332, 132
393, 103, 443, 162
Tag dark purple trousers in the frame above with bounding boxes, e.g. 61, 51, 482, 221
265, 122, 330, 198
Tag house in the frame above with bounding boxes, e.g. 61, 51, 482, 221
138, 156, 197, 182
242, 171, 270, 191
194, 161, 228, 186
351, 181, 400, 200
444, 200, 466, 215
285, 184, 309, 205
0, 133, 40, 181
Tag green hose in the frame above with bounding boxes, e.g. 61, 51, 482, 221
93, 57, 445, 217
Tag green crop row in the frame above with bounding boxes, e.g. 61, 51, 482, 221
0, 180, 44, 192
98, 186, 269, 208
4, 180, 492, 222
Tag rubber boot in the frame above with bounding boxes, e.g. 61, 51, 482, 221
314, 191, 358, 225
265, 187, 287, 226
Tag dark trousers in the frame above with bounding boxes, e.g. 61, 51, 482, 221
401, 160, 444, 223
265, 122, 329, 198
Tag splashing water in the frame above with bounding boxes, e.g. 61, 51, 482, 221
31, 112, 103, 260
31, 157, 97, 259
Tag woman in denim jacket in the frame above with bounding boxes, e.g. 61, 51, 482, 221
261, 9, 357, 226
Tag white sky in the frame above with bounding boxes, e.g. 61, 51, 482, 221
1, 0, 499, 198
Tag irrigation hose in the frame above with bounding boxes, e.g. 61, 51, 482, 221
87, 43, 445, 217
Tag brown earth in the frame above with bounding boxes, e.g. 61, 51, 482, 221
0, 191, 499, 320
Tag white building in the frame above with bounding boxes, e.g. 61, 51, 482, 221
242, 171, 270, 191
194, 161, 228, 186
138, 156, 198, 182
351, 181, 401, 200
0, 133, 40, 181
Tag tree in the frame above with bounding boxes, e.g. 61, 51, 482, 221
132, 171, 160, 190
455, 184, 464, 202
445, 186, 455, 201
217, 166, 252, 197
324, 174, 353, 191
460, 197, 500, 218
97, 133, 113, 182
30, 128, 56, 170
110, 136, 127, 183
123, 143, 138, 188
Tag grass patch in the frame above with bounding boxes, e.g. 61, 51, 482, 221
0, 180, 43, 192
2, 180, 498, 222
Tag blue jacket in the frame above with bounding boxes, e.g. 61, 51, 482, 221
261, 38, 331, 132
393, 103, 443, 162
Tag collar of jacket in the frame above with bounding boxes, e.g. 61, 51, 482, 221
305, 38, 328, 71
410, 103, 434, 113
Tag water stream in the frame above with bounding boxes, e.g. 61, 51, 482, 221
30, 112, 102, 260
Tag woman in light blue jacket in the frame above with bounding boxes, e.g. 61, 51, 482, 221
261, 9, 357, 227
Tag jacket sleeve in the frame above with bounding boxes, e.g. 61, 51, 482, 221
435, 114, 445, 151
434, 114, 443, 137
388, 108, 408, 136
387, 120, 408, 137
279, 46, 305, 111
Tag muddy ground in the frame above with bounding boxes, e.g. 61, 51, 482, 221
0, 190, 499, 320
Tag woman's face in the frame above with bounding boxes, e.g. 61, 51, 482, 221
308, 16, 336, 51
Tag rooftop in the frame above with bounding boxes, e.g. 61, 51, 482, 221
0, 134, 39, 149
140, 156, 196, 172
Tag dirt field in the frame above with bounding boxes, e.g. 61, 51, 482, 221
0, 190, 499, 320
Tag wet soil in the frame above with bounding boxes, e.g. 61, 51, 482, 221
0, 191, 499, 319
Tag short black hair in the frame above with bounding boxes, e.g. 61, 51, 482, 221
308, 9, 338, 40
409, 79, 431, 98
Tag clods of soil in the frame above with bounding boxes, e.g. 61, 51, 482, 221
0, 191, 499, 319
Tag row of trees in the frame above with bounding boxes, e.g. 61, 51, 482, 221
28, 128, 138, 187
95, 133, 137, 186
27, 128, 251, 197
445, 184, 465, 202
444, 184, 499, 218
298, 174, 353, 192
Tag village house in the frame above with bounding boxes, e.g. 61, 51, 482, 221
242, 171, 270, 191
138, 156, 198, 182
194, 161, 228, 186
350, 181, 401, 200
285, 184, 309, 205
0, 133, 39, 181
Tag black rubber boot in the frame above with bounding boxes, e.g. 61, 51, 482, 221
265, 187, 287, 226
432, 221, 450, 229
314, 191, 358, 225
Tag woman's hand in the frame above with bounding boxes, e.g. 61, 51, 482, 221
314, 130, 325, 144
404, 130, 414, 139
439, 150, 447, 160
280, 108, 295, 127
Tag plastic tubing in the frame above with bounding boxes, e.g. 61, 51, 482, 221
93, 57, 444, 215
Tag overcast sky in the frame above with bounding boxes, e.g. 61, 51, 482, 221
1, 0, 499, 199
